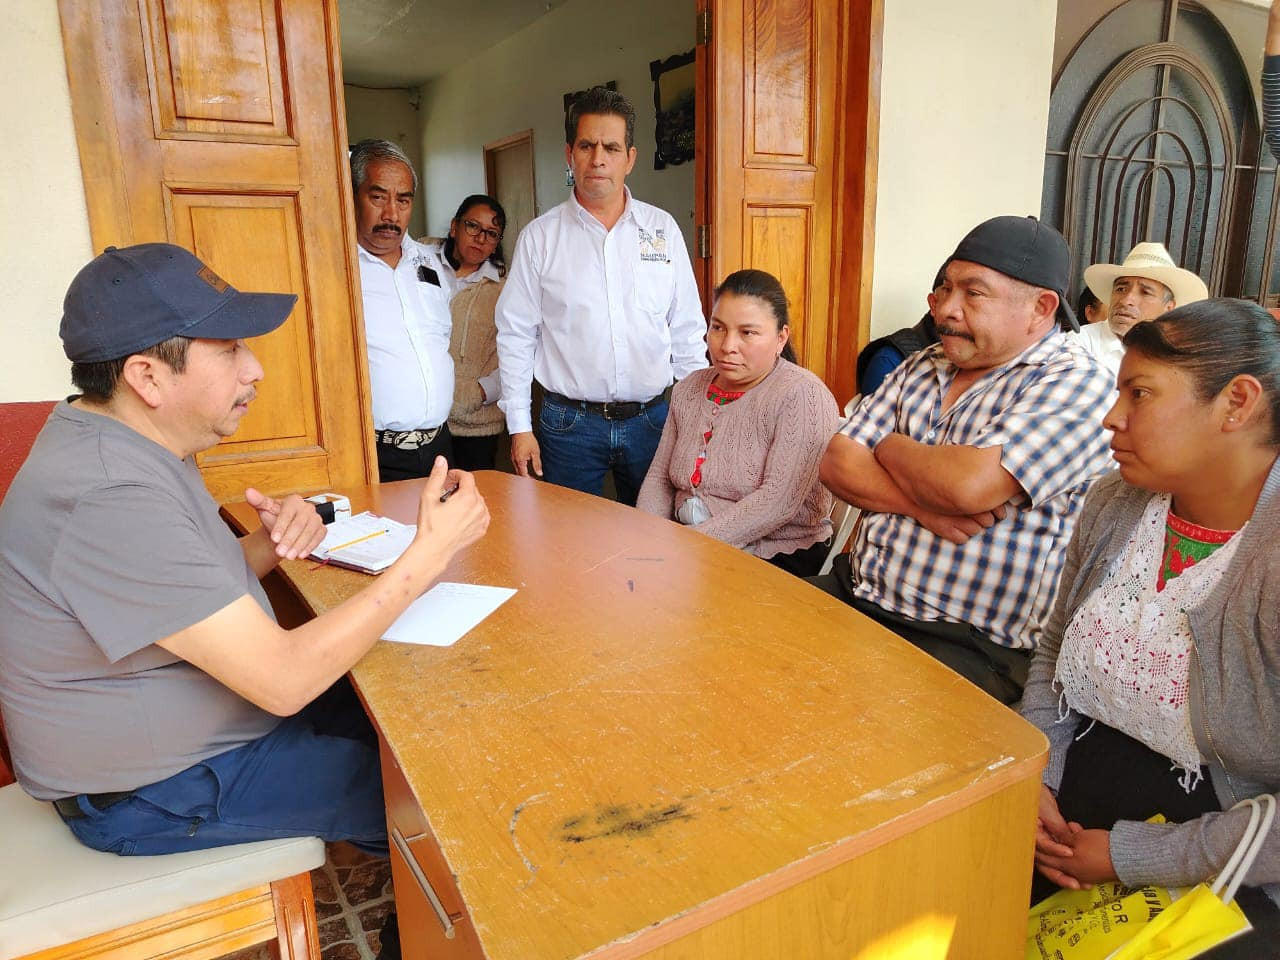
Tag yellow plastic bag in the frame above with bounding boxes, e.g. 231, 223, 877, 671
1110, 884, 1249, 959
1026, 879, 1184, 960
1026, 796, 1273, 960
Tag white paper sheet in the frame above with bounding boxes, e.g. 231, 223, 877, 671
382, 582, 517, 647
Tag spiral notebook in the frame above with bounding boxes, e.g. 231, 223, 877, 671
309, 511, 415, 574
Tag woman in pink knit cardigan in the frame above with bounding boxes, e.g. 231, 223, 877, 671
637, 270, 840, 577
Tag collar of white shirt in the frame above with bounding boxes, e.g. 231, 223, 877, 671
356, 230, 419, 268
567, 185, 636, 230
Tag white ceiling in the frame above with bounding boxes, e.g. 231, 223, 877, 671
339, 0, 572, 87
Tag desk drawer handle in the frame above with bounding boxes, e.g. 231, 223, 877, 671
391, 826, 457, 939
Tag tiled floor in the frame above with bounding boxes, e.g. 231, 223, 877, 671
228, 842, 394, 960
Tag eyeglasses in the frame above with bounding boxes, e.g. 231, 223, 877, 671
460, 218, 502, 244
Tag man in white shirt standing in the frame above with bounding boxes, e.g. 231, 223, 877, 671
496, 87, 707, 506
1074, 242, 1207, 378
350, 139, 455, 481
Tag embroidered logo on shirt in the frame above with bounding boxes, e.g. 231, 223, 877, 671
638, 227, 670, 263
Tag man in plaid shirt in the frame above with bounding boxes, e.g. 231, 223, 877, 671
814, 216, 1114, 703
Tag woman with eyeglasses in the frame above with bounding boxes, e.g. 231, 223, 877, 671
636, 269, 839, 577
435, 195, 508, 472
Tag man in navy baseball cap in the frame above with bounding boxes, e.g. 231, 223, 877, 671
60, 243, 298, 363
0, 243, 489, 885
57, 243, 299, 455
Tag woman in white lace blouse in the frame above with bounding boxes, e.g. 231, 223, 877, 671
1020, 298, 1280, 953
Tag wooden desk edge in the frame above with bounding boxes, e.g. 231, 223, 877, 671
566, 747, 1045, 960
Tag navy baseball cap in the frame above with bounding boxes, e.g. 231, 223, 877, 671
61, 243, 298, 362
947, 216, 1079, 332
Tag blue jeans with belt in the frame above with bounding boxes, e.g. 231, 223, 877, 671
59, 680, 387, 856
538, 393, 669, 507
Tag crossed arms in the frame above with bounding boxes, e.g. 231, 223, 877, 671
819, 432, 1018, 544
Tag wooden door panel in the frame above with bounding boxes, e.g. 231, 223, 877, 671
704, 0, 880, 402
744, 0, 815, 164
141, 0, 292, 138
710, 0, 836, 380
484, 130, 537, 250
171, 195, 318, 447
61, 0, 375, 502
743, 205, 810, 349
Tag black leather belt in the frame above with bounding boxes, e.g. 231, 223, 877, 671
544, 392, 658, 421
53, 791, 134, 820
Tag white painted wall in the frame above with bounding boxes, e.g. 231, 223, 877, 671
2, 1, 92, 401
343, 84, 427, 239
415, 0, 696, 251
869, 0, 1058, 339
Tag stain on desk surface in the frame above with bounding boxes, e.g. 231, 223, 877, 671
560, 801, 695, 844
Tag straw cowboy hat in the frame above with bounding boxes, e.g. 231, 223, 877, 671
1084, 242, 1208, 306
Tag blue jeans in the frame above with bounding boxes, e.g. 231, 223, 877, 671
538, 394, 669, 507
61, 681, 387, 856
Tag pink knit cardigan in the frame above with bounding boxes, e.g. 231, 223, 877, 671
636, 362, 839, 559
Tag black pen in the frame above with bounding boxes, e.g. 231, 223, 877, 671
439, 484, 459, 503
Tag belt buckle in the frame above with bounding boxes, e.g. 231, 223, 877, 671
395, 427, 438, 450
602, 401, 638, 420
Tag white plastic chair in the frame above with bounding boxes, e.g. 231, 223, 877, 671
819, 501, 861, 576
819, 394, 863, 576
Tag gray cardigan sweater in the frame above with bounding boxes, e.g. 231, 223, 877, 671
1020, 459, 1280, 903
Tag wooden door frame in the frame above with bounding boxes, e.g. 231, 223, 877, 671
483, 129, 537, 216
694, 1, 712, 309
828, 0, 884, 405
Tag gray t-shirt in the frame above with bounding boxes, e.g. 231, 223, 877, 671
0, 402, 280, 799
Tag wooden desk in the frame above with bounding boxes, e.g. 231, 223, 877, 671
226, 472, 1046, 959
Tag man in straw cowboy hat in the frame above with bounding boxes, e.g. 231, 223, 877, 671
1075, 242, 1208, 377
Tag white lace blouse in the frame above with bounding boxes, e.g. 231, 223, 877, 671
1054, 494, 1244, 789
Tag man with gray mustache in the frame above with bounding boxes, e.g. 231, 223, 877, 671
814, 216, 1113, 703
351, 138, 455, 480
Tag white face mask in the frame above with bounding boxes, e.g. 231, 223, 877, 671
676, 495, 712, 526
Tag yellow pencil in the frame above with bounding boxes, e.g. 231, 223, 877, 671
327, 528, 388, 553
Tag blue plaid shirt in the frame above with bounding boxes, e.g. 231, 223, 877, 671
840, 331, 1114, 650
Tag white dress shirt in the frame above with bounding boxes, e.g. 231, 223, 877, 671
1071, 320, 1124, 379
495, 189, 708, 434
358, 234, 455, 431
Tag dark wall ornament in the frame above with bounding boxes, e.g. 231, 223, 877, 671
650, 50, 695, 170
563, 81, 619, 129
